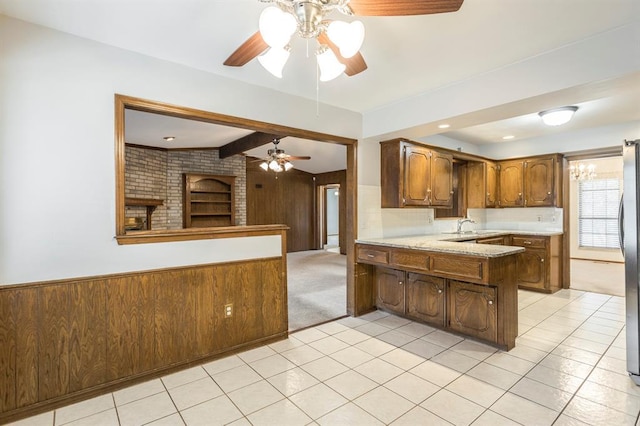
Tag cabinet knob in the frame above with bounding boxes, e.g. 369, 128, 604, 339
399, 281, 404, 286
524, 241, 532, 245
541, 259, 545, 262
547, 192, 551, 195
518, 193, 522, 196
488, 300, 493, 305
438, 289, 443, 294
367, 254, 375, 258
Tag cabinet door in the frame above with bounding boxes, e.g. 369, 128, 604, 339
403, 145, 431, 206
448, 280, 497, 342
498, 161, 524, 207
515, 248, 548, 290
375, 267, 405, 314
406, 273, 445, 326
486, 162, 499, 207
430, 151, 453, 207
524, 158, 554, 207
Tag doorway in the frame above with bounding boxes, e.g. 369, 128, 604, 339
318, 184, 341, 252
568, 156, 625, 296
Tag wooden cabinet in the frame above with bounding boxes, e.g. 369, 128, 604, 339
498, 156, 561, 207
357, 243, 518, 349
375, 267, 405, 315
381, 140, 453, 208
406, 273, 446, 326
476, 235, 509, 245
467, 161, 499, 208
511, 235, 562, 293
498, 160, 525, 207
448, 280, 497, 342
183, 173, 235, 228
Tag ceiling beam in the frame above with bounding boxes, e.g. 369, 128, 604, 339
219, 132, 284, 159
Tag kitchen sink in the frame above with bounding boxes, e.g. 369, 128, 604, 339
442, 230, 495, 235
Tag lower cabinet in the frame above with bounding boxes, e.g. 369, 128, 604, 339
514, 248, 547, 290
375, 267, 405, 314
511, 235, 562, 293
406, 273, 446, 326
448, 280, 498, 342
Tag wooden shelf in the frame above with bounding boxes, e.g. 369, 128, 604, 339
125, 197, 164, 230
183, 173, 235, 228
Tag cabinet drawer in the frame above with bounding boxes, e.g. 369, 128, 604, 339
431, 254, 485, 282
511, 236, 547, 248
357, 246, 389, 265
390, 250, 430, 272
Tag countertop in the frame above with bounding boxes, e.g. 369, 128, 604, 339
356, 230, 562, 258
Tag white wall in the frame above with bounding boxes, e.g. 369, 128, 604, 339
0, 16, 362, 285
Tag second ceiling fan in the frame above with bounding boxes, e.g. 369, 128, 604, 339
224, 0, 464, 81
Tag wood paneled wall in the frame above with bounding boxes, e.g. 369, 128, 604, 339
247, 163, 315, 252
0, 257, 287, 423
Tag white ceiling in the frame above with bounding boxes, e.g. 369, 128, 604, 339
3, 0, 639, 170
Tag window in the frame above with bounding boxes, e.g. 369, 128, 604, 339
578, 178, 621, 249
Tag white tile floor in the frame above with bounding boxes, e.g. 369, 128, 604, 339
9, 289, 640, 426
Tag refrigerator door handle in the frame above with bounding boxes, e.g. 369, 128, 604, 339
619, 193, 625, 256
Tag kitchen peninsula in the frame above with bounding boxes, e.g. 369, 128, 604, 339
355, 232, 531, 350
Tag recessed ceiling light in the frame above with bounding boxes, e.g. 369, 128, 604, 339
438, 124, 450, 129
502, 135, 515, 140
163, 136, 176, 141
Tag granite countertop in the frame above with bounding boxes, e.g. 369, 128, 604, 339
356, 230, 562, 258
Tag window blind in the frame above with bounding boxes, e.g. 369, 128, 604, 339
578, 178, 620, 249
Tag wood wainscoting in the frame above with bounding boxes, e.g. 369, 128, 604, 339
0, 257, 287, 423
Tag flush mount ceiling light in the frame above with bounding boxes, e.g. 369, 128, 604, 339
538, 106, 579, 126
438, 124, 451, 129
163, 136, 176, 141
224, 0, 464, 81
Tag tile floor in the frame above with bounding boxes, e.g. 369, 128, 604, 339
9, 289, 640, 426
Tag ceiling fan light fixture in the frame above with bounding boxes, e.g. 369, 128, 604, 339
316, 45, 346, 82
538, 106, 579, 126
259, 6, 297, 48
327, 20, 365, 58
258, 45, 291, 78
284, 161, 294, 171
268, 159, 280, 171
259, 161, 269, 171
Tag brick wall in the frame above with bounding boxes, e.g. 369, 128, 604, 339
125, 146, 246, 230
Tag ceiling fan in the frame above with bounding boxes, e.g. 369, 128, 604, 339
258, 138, 311, 172
224, 0, 464, 80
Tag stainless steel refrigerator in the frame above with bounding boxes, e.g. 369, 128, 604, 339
622, 139, 640, 384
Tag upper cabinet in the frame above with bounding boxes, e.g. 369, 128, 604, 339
467, 161, 499, 208
381, 139, 453, 208
498, 155, 561, 207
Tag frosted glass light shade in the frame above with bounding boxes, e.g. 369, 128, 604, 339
259, 6, 297, 48
539, 106, 578, 126
327, 20, 365, 58
259, 162, 269, 171
284, 161, 294, 171
258, 46, 290, 78
317, 47, 346, 82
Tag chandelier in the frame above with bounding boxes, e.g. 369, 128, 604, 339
256, 0, 365, 81
569, 162, 596, 181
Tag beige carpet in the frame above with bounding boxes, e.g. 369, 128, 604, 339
287, 250, 347, 331
570, 258, 625, 297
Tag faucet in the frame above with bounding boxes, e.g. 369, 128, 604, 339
456, 217, 476, 233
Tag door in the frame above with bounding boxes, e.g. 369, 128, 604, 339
486, 162, 499, 207
499, 160, 524, 206
524, 158, 554, 206
406, 273, 445, 326
515, 249, 547, 290
430, 151, 453, 206
375, 267, 405, 314
403, 145, 431, 206
448, 280, 497, 342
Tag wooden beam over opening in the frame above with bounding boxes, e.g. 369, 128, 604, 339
219, 132, 284, 159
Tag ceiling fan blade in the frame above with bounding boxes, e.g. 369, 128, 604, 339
223, 31, 268, 66
287, 156, 311, 160
348, 0, 463, 16
317, 33, 368, 76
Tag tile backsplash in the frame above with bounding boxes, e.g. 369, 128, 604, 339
357, 185, 563, 239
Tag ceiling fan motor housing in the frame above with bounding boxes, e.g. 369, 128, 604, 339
293, 1, 324, 38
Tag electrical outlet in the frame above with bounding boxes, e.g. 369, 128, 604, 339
224, 303, 233, 318
537, 215, 542, 222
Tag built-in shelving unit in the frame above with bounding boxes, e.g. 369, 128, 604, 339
183, 173, 235, 228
